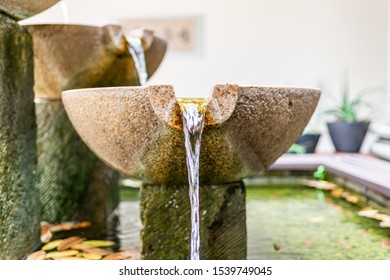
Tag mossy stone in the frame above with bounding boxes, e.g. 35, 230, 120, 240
140, 181, 247, 260
0, 14, 39, 259
36, 101, 119, 223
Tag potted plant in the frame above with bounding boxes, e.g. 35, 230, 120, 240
295, 118, 322, 153
295, 132, 321, 153
324, 79, 382, 153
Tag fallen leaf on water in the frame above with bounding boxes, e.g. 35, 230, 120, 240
371, 214, 390, 222
358, 209, 379, 217
102, 249, 140, 260
345, 195, 359, 204
52, 257, 88, 260
328, 203, 344, 212
40, 222, 54, 242
50, 221, 91, 233
71, 244, 93, 251
71, 244, 111, 256
57, 236, 85, 251
304, 239, 314, 247
42, 239, 63, 251
273, 243, 285, 251
340, 240, 352, 250
301, 179, 337, 190
381, 240, 389, 249
27, 250, 46, 260
357, 230, 369, 237
101, 250, 136, 260
330, 188, 344, 198
40, 230, 53, 244
46, 250, 79, 259
82, 240, 115, 248
307, 216, 324, 223
379, 220, 390, 228
102, 253, 125, 260
82, 252, 102, 260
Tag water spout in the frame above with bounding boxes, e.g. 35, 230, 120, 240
127, 37, 148, 86
178, 98, 208, 260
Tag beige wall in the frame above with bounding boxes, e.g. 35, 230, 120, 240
22, 0, 389, 152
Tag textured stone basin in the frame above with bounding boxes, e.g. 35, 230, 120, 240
26, 24, 166, 99
62, 84, 320, 185
0, 0, 59, 20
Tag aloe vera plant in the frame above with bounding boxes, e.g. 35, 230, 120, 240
323, 75, 382, 122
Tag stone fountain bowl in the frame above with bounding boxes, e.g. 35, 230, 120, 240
26, 24, 167, 99
62, 84, 320, 185
0, 0, 59, 20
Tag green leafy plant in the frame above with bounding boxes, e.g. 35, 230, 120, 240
322, 74, 383, 122
313, 165, 327, 181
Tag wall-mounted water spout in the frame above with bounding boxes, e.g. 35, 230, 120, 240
62, 84, 320, 259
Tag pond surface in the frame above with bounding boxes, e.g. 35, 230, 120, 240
116, 184, 390, 260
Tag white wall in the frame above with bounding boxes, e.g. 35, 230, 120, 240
22, 0, 389, 152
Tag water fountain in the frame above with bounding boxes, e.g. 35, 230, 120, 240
62, 84, 321, 259
1, 0, 319, 260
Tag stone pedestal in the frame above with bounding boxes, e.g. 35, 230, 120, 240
0, 14, 39, 259
36, 100, 119, 224
140, 181, 247, 260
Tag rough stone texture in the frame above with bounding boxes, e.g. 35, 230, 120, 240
74, 160, 119, 228
62, 85, 321, 185
0, 0, 58, 20
36, 101, 98, 222
0, 14, 39, 259
27, 24, 167, 100
140, 181, 246, 260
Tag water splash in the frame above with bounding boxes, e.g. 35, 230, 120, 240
178, 98, 208, 260
127, 37, 148, 86
59, 0, 69, 24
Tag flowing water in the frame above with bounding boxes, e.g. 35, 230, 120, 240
126, 37, 148, 86
177, 98, 208, 260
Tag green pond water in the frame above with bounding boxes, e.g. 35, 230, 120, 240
245, 184, 390, 259
117, 184, 390, 260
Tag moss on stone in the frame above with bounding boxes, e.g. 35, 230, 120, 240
0, 14, 39, 259
140, 181, 246, 260
36, 101, 98, 222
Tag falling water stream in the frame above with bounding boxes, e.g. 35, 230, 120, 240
127, 37, 148, 86
177, 98, 208, 260
126, 33, 205, 259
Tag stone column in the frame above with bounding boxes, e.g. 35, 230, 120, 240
140, 181, 247, 260
35, 100, 118, 223
0, 14, 39, 259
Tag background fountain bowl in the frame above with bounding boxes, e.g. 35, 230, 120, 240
26, 24, 167, 100
62, 84, 321, 185
0, 0, 59, 20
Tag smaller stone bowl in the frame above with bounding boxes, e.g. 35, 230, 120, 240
26, 24, 167, 100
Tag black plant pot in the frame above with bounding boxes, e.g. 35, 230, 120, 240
327, 121, 370, 153
295, 134, 321, 153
